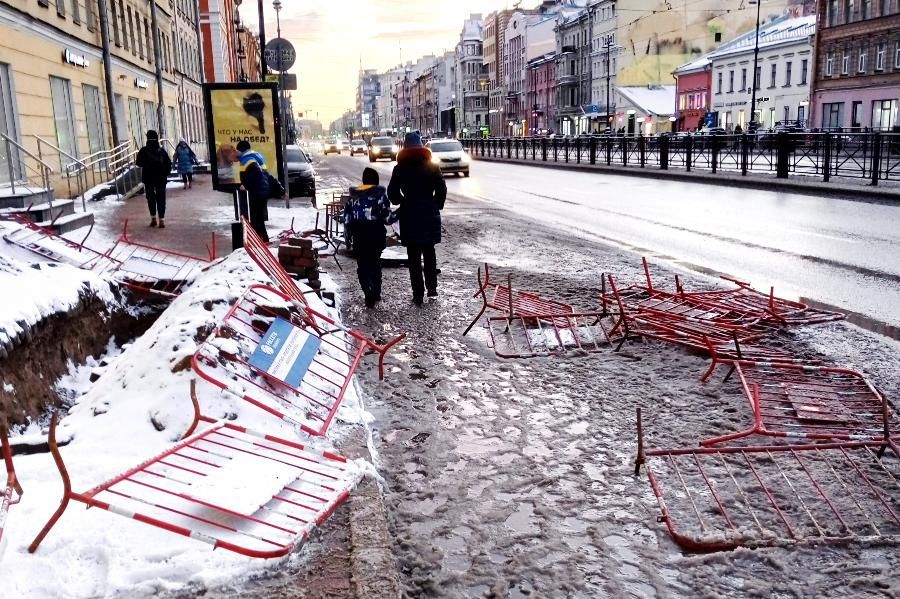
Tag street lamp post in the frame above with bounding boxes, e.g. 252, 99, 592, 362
749, 0, 763, 131
273, 0, 289, 207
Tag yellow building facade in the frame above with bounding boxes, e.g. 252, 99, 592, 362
0, 0, 206, 190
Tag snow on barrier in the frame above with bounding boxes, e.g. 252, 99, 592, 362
193, 284, 403, 435
486, 312, 614, 359
634, 409, 900, 552
1, 424, 23, 561
241, 221, 404, 378
28, 383, 361, 559
2, 216, 215, 301
701, 362, 897, 446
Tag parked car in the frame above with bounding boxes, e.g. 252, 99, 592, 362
285, 145, 316, 198
369, 136, 399, 162
323, 138, 342, 155
427, 139, 470, 177
349, 139, 368, 156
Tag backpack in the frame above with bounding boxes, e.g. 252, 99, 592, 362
143, 147, 170, 178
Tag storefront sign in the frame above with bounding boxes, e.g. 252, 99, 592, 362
63, 49, 90, 68
134, 78, 149, 89
202, 82, 284, 192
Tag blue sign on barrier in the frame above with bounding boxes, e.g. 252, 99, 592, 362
249, 317, 321, 387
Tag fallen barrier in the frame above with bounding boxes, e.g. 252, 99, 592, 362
28, 383, 360, 559
1, 424, 23, 560
635, 409, 900, 552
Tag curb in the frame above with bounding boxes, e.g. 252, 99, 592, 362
348, 477, 402, 598
471, 155, 900, 203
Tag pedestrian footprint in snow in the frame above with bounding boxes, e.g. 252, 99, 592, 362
388, 131, 447, 305
344, 167, 398, 308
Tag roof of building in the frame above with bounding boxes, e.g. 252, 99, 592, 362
461, 14, 484, 41
706, 15, 815, 61
527, 51, 558, 68
673, 55, 711, 75
616, 85, 676, 116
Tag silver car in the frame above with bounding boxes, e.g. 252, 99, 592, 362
427, 139, 470, 177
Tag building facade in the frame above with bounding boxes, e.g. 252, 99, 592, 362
484, 9, 513, 135
434, 51, 456, 135
234, 21, 259, 83
555, 4, 594, 135
0, 0, 206, 190
199, 0, 239, 83
590, 0, 617, 125
709, 15, 815, 132
357, 69, 380, 132
526, 52, 557, 133
811, 0, 900, 130
672, 57, 712, 131
456, 14, 488, 137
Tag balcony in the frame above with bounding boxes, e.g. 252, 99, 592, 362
560, 45, 577, 55
558, 73, 579, 85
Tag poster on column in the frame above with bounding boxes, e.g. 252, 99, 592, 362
202, 82, 284, 192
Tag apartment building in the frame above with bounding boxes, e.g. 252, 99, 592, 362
456, 14, 488, 136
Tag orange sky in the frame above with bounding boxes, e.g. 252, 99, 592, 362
240, 0, 544, 125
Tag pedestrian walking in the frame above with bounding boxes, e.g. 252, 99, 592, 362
344, 167, 396, 308
174, 139, 197, 189
135, 129, 172, 228
237, 139, 282, 242
388, 131, 447, 305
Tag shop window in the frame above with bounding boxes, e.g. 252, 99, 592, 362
852, 100, 862, 127
82, 84, 105, 155
128, 97, 142, 147
0, 63, 19, 184
871, 99, 897, 130
49, 76, 78, 157
821, 102, 844, 129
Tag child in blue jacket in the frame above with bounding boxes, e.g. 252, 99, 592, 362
344, 167, 396, 308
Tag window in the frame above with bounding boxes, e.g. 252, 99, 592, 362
0, 63, 19, 185
728, 70, 734, 92
783, 105, 790, 123
800, 59, 808, 84
128, 97, 142, 147
842, 50, 850, 74
844, 0, 854, 22
797, 105, 806, 125
755, 66, 761, 90
741, 68, 747, 91
784, 62, 792, 86
120, 1, 128, 49
127, 6, 136, 55
143, 99, 156, 133
71, 0, 80, 24
858, 47, 867, 73
826, 52, 834, 76
872, 99, 897, 130
862, 0, 871, 18
57, 0, 65, 17
896, 42, 900, 68
84, 0, 94, 31
852, 100, 863, 127
828, 0, 838, 25
49, 76, 77, 157
881, 0, 890, 16
82, 84, 105, 154
822, 102, 844, 128
769, 63, 777, 87
717, 71, 722, 94
111, 0, 120, 45
876, 43, 885, 70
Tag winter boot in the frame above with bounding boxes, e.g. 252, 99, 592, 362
159, 219, 166, 229
149, 217, 158, 227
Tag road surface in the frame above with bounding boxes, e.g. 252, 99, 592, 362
320, 152, 900, 336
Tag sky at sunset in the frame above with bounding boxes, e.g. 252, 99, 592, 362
240, 0, 544, 125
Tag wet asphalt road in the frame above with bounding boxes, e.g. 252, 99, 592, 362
315, 154, 900, 598
319, 152, 900, 334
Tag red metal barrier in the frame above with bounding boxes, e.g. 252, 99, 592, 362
635, 409, 900, 552
702, 362, 896, 446
1, 424, 23, 558
28, 382, 360, 559
463, 263, 576, 336
487, 311, 614, 358
241, 222, 405, 378
192, 285, 371, 436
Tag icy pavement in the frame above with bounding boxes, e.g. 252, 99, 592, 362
319, 154, 900, 597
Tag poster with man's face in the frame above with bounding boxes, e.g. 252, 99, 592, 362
203, 83, 283, 191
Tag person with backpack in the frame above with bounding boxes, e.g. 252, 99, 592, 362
388, 131, 447, 305
237, 139, 283, 242
344, 167, 396, 308
135, 130, 172, 228
174, 139, 197, 189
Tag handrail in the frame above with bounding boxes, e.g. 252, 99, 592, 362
32, 135, 89, 210
1, 132, 55, 173
32, 135, 87, 170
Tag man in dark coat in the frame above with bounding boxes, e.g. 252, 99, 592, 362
388, 132, 447, 304
135, 130, 172, 228
237, 139, 271, 242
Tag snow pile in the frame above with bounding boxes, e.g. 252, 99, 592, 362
0, 254, 118, 349
0, 248, 370, 598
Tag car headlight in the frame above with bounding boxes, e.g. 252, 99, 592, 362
392, 145, 399, 153
431, 154, 441, 164
373, 147, 381, 154
460, 154, 470, 164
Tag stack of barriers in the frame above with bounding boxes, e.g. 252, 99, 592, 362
27, 218, 406, 561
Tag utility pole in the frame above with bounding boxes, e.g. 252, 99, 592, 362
749, 0, 763, 130
257, 0, 267, 77
605, 40, 612, 132
97, 0, 119, 144
149, 0, 167, 139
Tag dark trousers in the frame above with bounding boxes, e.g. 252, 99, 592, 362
181, 173, 193, 185
406, 243, 437, 299
248, 197, 269, 242
146, 181, 166, 218
356, 249, 383, 303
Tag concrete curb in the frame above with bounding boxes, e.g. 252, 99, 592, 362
348, 477, 402, 598
471, 155, 900, 203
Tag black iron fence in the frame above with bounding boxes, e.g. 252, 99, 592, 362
461, 132, 900, 186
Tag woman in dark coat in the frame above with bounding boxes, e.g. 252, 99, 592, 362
237, 139, 272, 242
135, 129, 172, 228
387, 132, 447, 304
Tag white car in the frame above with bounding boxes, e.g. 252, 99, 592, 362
427, 139, 470, 177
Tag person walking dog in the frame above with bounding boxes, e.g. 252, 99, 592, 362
344, 167, 396, 308
388, 131, 447, 305
135, 130, 172, 228
174, 139, 197, 189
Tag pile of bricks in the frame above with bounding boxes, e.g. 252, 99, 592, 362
277, 237, 322, 292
